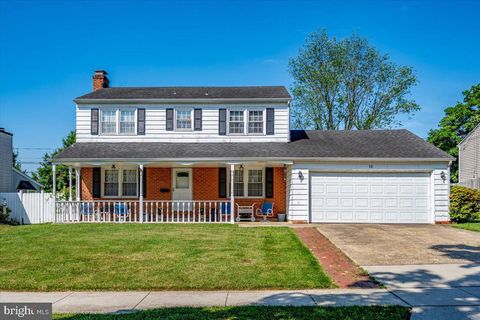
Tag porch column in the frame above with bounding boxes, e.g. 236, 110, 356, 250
139, 164, 144, 223
75, 168, 81, 201
68, 167, 73, 202
230, 163, 234, 224
52, 164, 56, 223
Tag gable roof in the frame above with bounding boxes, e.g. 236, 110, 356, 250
75, 86, 291, 101
459, 122, 480, 146
53, 129, 453, 162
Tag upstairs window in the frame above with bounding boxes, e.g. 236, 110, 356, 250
176, 109, 192, 130
101, 110, 117, 134
120, 110, 135, 134
248, 111, 263, 134
229, 111, 244, 134
99, 109, 136, 135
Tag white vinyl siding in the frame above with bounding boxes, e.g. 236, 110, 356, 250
76, 104, 289, 142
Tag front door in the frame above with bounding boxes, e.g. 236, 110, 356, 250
172, 168, 193, 200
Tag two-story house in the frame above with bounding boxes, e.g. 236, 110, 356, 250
458, 123, 480, 189
53, 70, 453, 224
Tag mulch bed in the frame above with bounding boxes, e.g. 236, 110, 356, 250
294, 227, 378, 288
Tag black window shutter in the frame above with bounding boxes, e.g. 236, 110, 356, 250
266, 108, 275, 135
137, 108, 145, 135
218, 109, 226, 135
166, 109, 174, 131
139, 168, 147, 197
218, 167, 227, 198
91, 109, 99, 135
265, 167, 274, 198
194, 109, 202, 131
92, 168, 101, 198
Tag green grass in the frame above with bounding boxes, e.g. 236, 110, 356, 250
0, 224, 332, 291
54, 306, 411, 320
452, 222, 480, 232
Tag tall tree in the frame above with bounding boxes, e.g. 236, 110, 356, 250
32, 131, 76, 198
289, 30, 419, 130
427, 84, 480, 182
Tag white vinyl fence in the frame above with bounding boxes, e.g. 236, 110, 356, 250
0, 191, 55, 224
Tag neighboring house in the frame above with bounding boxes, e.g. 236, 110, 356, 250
53, 70, 453, 224
0, 128, 42, 192
458, 123, 480, 189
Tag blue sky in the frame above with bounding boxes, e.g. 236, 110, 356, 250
0, 0, 479, 174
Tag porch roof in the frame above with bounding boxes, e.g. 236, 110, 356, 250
53, 129, 453, 163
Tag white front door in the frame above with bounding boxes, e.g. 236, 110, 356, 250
172, 168, 193, 200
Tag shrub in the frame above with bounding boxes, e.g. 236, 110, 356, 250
450, 185, 480, 223
0, 203, 12, 224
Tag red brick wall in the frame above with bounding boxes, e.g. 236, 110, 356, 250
192, 167, 286, 216
145, 168, 172, 201
80, 166, 286, 216
81, 168, 94, 200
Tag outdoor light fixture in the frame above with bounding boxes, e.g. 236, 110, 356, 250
239, 164, 244, 173
111, 164, 116, 169
440, 171, 446, 182
298, 171, 304, 181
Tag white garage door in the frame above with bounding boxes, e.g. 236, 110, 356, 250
310, 172, 432, 223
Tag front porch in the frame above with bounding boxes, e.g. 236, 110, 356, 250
53, 162, 288, 223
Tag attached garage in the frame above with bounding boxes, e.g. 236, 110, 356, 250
309, 172, 432, 224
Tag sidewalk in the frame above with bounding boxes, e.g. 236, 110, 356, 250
0, 289, 406, 313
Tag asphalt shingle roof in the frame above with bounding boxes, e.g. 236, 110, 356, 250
54, 129, 453, 161
75, 86, 291, 100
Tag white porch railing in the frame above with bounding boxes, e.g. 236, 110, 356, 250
55, 200, 233, 223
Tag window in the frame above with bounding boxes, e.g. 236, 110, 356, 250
175, 171, 190, 189
248, 110, 263, 134
248, 169, 263, 197
176, 109, 192, 130
228, 168, 264, 198
229, 111, 244, 134
233, 170, 244, 197
120, 110, 135, 134
101, 110, 117, 134
104, 169, 119, 196
122, 169, 137, 196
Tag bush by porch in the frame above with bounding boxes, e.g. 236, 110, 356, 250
0, 224, 333, 291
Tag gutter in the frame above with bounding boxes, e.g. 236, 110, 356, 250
74, 98, 292, 104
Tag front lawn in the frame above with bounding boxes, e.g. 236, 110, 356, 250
0, 224, 332, 291
54, 306, 410, 320
452, 222, 480, 232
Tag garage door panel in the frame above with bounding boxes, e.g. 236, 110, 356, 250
310, 172, 431, 224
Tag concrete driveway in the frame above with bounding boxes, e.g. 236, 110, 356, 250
316, 224, 480, 319
316, 224, 480, 266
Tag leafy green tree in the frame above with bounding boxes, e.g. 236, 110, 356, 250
12, 150, 24, 173
428, 84, 480, 182
32, 131, 76, 198
289, 30, 419, 130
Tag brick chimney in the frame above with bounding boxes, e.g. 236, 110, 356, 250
93, 70, 109, 91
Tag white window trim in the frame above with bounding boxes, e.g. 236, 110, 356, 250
174, 108, 194, 132
101, 167, 138, 198
227, 108, 266, 136
227, 166, 265, 198
99, 108, 137, 136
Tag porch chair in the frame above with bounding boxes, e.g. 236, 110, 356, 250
256, 202, 274, 221
210, 202, 231, 221
114, 203, 130, 222
79, 202, 96, 221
